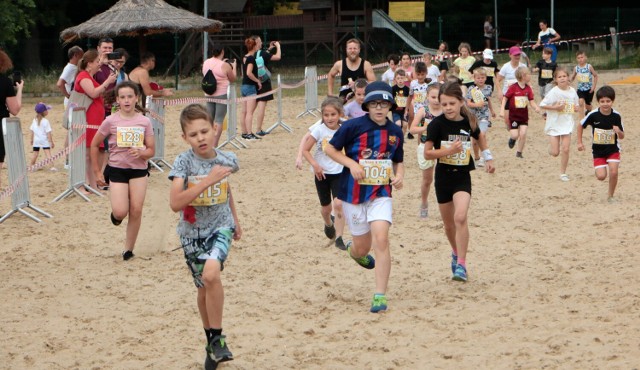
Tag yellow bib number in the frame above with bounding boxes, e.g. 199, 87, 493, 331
116, 127, 145, 148
562, 100, 575, 114
482, 66, 495, 77
514, 96, 528, 108
395, 96, 407, 108
541, 69, 553, 79
413, 92, 426, 104
440, 141, 471, 166
188, 176, 228, 206
358, 159, 392, 185
471, 88, 485, 104
577, 73, 590, 83
593, 128, 615, 145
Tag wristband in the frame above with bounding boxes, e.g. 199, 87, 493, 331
482, 149, 493, 161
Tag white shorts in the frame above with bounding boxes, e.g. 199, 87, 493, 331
417, 143, 435, 170
342, 197, 393, 236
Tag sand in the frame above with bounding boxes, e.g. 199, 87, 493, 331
1, 69, 639, 369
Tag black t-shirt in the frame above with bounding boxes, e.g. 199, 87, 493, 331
535, 59, 557, 86
0, 74, 16, 119
241, 54, 258, 87
469, 60, 499, 87
391, 85, 409, 114
581, 109, 624, 158
425, 115, 481, 172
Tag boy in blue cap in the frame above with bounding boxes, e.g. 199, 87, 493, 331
325, 81, 405, 313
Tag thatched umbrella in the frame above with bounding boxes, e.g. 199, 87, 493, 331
60, 0, 223, 43
60, 0, 224, 87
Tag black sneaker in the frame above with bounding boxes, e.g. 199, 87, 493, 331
335, 236, 347, 251
241, 133, 251, 140
407, 133, 415, 140
204, 352, 217, 370
122, 250, 134, 261
516, 152, 523, 158
207, 335, 233, 363
508, 138, 516, 149
250, 133, 261, 140
324, 223, 336, 239
110, 212, 122, 226
256, 130, 269, 136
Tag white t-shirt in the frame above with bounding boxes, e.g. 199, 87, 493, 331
540, 86, 580, 136
30, 118, 53, 147
309, 123, 343, 174
59, 62, 77, 108
381, 68, 395, 86
426, 65, 440, 83
344, 100, 366, 118
498, 62, 527, 94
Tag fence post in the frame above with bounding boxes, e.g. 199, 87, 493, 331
0, 117, 53, 223
146, 96, 173, 172
297, 66, 321, 118
266, 74, 292, 133
52, 107, 102, 203
217, 84, 247, 149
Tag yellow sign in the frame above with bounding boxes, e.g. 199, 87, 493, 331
389, 2, 425, 22
274, 2, 302, 15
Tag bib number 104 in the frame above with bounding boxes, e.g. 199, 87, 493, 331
358, 159, 392, 185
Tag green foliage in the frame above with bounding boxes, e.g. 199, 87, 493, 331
0, 0, 36, 45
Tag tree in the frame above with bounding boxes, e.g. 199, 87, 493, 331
0, 0, 35, 47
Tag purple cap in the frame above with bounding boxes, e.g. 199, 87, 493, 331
35, 102, 52, 114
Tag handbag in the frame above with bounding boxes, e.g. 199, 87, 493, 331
63, 90, 93, 129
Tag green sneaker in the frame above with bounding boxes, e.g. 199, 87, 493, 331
206, 335, 233, 363
346, 242, 375, 269
370, 294, 388, 313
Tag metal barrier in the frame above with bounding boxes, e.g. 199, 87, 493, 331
266, 75, 292, 133
52, 108, 102, 203
218, 84, 247, 149
0, 117, 52, 223
297, 66, 321, 118
146, 96, 173, 172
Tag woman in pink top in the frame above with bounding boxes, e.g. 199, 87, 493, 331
202, 46, 237, 147
90, 81, 155, 261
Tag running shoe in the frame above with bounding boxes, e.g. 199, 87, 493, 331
110, 212, 122, 226
370, 294, 388, 313
207, 335, 233, 363
324, 222, 336, 239
249, 133, 261, 140
452, 264, 467, 282
407, 133, 415, 140
451, 253, 458, 274
335, 236, 347, 251
256, 130, 269, 136
122, 250, 134, 261
419, 206, 428, 219
516, 152, 523, 158
508, 138, 516, 149
476, 157, 485, 167
346, 242, 375, 269
560, 174, 570, 182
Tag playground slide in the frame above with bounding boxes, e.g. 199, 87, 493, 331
372, 9, 438, 55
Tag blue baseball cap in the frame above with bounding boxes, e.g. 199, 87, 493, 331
361, 81, 396, 111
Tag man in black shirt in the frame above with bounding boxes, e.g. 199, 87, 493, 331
327, 39, 375, 99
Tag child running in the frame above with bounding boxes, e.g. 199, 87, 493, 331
325, 81, 404, 313
391, 69, 409, 136
343, 78, 368, 119
453, 42, 476, 88
90, 81, 155, 260
466, 68, 496, 165
539, 67, 580, 181
410, 84, 442, 218
169, 103, 241, 367
29, 103, 56, 171
423, 81, 495, 282
571, 51, 599, 121
301, 97, 347, 250
406, 61, 432, 133
533, 47, 557, 99
577, 86, 624, 202
500, 66, 542, 158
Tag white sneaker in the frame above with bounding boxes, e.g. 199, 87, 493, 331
64, 164, 70, 170
560, 174, 570, 182
476, 157, 485, 167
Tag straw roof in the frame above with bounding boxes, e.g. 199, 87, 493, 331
60, 0, 224, 43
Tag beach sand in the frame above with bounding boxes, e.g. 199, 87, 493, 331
1, 69, 639, 369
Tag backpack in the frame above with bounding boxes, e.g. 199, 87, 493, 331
255, 51, 271, 83
201, 69, 217, 95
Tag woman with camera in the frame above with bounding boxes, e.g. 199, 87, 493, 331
202, 46, 237, 148
0, 49, 24, 187
253, 39, 281, 137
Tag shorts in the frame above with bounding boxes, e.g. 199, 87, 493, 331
577, 90, 594, 105
256, 80, 274, 102
417, 143, 435, 170
509, 120, 528, 129
314, 173, 341, 206
33, 147, 51, 151
342, 197, 393, 236
435, 169, 472, 204
180, 228, 233, 288
392, 112, 406, 125
594, 152, 620, 168
241, 84, 257, 97
104, 165, 149, 184
206, 94, 228, 123
478, 119, 491, 132
539, 84, 554, 99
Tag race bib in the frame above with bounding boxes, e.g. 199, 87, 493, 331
358, 159, 392, 185
482, 66, 495, 77
577, 73, 590, 83
514, 96, 528, 108
593, 128, 615, 145
188, 176, 228, 206
562, 100, 575, 114
413, 92, 426, 104
440, 140, 471, 166
541, 69, 553, 79
471, 87, 485, 104
395, 95, 407, 108
116, 127, 145, 148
